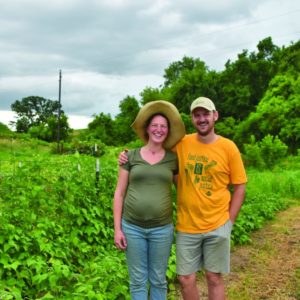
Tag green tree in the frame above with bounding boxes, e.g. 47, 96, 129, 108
11, 96, 63, 133
114, 96, 140, 144
243, 134, 288, 169
140, 87, 168, 105
234, 73, 300, 153
180, 112, 194, 134
217, 37, 279, 119
277, 39, 300, 75
162, 56, 218, 113
88, 113, 116, 145
28, 114, 71, 142
215, 117, 238, 139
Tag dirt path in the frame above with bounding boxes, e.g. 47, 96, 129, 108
173, 205, 300, 300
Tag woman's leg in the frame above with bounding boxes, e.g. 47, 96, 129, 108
122, 220, 148, 300
148, 223, 174, 300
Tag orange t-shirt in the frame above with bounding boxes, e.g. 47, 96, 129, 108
174, 134, 247, 233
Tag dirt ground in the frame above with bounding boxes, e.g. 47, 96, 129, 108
173, 205, 300, 300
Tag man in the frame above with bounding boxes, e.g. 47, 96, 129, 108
119, 97, 247, 299
174, 97, 247, 300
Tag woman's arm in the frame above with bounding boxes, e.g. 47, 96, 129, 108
113, 167, 129, 250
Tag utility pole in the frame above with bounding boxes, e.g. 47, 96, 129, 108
57, 69, 62, 153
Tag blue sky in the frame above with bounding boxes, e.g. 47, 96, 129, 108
0, 0, 299, 129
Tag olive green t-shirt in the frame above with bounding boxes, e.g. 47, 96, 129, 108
121, 148, 178, 228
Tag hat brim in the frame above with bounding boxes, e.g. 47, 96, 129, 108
131, 100, 185, 149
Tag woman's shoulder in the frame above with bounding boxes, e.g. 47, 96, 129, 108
165, 149, 178, 160
127, 148, 141, 160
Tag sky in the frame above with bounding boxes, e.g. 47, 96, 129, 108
0, 0, 299, 129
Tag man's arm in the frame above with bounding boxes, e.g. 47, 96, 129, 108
229, 183, 246, 223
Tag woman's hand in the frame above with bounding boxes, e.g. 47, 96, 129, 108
114, 229, 127, 250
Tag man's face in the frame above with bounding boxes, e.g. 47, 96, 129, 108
191, 107, 218, 136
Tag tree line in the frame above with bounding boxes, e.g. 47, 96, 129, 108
5, 37, 300, 166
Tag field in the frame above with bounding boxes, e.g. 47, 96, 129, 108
0, 138, 300, 299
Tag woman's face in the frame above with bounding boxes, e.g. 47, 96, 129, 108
146, 115, 169, 144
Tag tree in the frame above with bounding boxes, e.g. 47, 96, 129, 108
217, 37, 279, 119
163, 56, 202, 87
28, 114, 71, 142
11, 96, 62, 133
114, 96, 140, 144
88, 113, 116, 145
162, 56, 218, 113
140, 87, 167, 105
234, 74, 300, 154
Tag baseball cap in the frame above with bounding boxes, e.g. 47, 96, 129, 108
190, 97, 216, 113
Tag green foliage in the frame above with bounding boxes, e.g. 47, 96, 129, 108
217, 37, 279, 119
0, 123, 12, 137
11, 96, 61, 132
56, 140, 107, 157
180, 113, 194, 134
0, 153, 130, 299
140, 87, 169, 105
161, 56, 217, 113
0, 139, 299, 298
87, 113, 117, 146
114, 96, 140, 145
234, 73, 300, 154
232, 168, 300, 245
243, 135, 288, 169
28, 114, 71, 143
215, 117, 238, 139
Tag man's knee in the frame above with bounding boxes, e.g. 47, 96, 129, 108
178, 273, 197, 287
205, 271, 223, 287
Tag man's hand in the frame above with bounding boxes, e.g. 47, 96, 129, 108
118, 150, 129, 165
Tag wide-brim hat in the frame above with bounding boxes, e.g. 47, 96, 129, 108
131, 100, 185, 149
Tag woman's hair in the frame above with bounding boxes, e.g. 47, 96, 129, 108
143, 113, 170, 140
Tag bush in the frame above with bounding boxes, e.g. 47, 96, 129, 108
243, 134, 288, 169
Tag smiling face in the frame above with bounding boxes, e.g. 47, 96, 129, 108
146, 114, 169, 145
191, 107, 218, 137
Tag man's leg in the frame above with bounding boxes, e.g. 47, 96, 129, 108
176, 231, 203, 300
205, 271, 225, 300
202, 220, 232, 300
178, 273, 199, 300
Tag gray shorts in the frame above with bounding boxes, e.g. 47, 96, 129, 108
176, 220, 233, 275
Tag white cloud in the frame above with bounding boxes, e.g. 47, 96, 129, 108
0, 0, 299, 129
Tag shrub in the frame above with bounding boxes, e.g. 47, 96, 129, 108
243, 134, 288, 169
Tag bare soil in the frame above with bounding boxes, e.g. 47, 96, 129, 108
173, 205, 300, 300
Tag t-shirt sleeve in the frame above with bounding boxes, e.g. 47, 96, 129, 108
229, 143, 247, 184
120, 150, 132, 171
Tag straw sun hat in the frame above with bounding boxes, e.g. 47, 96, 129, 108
131, 100, 186, 149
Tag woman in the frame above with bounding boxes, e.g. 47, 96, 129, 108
113, 100, 185, 300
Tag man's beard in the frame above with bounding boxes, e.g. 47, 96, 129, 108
196, 122, 214, 136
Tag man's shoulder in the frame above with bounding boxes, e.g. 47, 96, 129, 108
218, 135, 234, 144
181, 133, 197, 143
217, 136, 241, 153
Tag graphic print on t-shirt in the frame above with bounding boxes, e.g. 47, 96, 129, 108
185, 152, 217, 197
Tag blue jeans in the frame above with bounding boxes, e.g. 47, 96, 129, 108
122, 219, 174, 300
